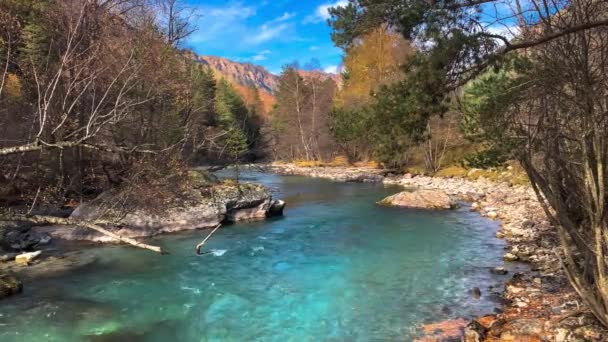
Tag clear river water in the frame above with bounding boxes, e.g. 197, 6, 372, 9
0, 172, 515, 341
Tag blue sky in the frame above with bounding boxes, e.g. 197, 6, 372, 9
184, 0, 347, 74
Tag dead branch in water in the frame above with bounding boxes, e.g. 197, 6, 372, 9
195, 224, 222, 255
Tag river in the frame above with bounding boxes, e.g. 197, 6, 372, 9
0, 172, 518, 341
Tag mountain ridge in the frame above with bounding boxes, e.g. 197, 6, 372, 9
183, 50, 341, 114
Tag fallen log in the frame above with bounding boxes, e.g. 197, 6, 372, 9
0, 213, 163, 254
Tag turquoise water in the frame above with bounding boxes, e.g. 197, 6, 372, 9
0, 173, 513, 341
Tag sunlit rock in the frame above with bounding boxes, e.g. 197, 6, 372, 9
378, 189, 456, 210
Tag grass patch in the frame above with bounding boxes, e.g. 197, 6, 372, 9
434, 166, 468, 178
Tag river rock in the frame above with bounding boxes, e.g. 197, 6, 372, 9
226, 198, 271, 222
503, 253, 519, 261
500, 318, 544, 340
487, 211, 498, 219
0, 274, 23, 299
378, 189, 456, 209
15, 250, 42, 265
3, 230, 52, 251
464, 319, 487, 342
491, 267, 508, 275
268, 199, 286, 217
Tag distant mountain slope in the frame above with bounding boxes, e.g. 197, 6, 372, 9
184, 51, 340, 114
196, 55, 278, 94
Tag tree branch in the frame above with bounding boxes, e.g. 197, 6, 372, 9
0, 213, 163, 254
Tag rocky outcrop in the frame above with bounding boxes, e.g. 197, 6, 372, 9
44, 180, 284, 242
0, 221, 52, 257
378, 189, 456, 209
197, 55, 278, 94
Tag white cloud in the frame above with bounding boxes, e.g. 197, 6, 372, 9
247, 23, 290, 44
304, 0, 349, 24
252, 50, 272, 61
188, 3, 256, 44
208, 3, 256, 18
309, 46, 320, 51
324, 65, 339, 74
273, 12, 296, 23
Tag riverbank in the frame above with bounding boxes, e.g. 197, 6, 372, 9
265, 163, 606, 341
0, 171, 285, 293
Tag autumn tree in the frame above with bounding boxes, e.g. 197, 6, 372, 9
0, 0, 259, 249
331, 26, 413, 164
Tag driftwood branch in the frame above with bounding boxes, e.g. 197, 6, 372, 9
195, 224, 222, 255
1, 213, 163, 254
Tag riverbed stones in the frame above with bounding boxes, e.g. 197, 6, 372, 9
0, 274, 22, 299
15, 250, 41, 265
503, 253, 518, 261
378, 189, 456, 209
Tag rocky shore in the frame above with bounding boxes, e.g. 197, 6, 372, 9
265, 163, 606, 341
0, 170, 285, 297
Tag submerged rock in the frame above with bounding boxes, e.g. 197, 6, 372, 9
378, 189, 456, 209
491, 267, 508, 275
0, 274, 22, 299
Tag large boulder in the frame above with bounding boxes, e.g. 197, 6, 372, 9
378, 189, 457, 209
59, 181, 285, 242
1, 221, 51, 252
3, 230, 51, 251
